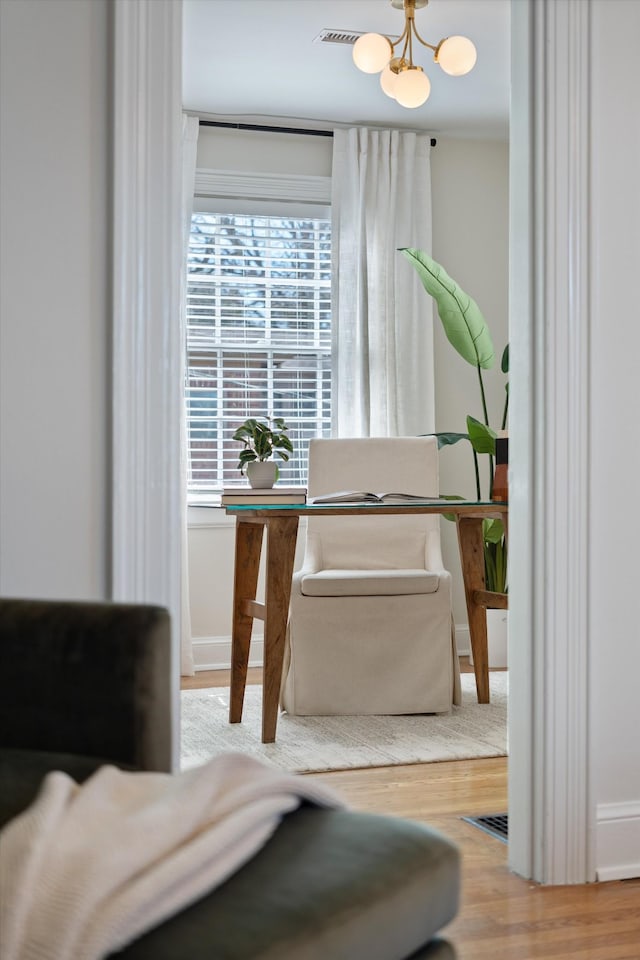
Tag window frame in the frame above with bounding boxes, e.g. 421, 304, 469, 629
187, 170, 332, 504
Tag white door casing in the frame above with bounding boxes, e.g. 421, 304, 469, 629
509, 0, 593, 883
112, 0, 184, 770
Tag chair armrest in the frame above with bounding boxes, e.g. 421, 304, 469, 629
0, 598, 172, 772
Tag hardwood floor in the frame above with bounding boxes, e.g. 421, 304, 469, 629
181, 665, 640, 959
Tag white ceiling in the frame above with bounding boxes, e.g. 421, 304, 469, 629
183, 0, 511, 140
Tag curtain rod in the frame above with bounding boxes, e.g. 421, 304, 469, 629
198, 119, 437, 147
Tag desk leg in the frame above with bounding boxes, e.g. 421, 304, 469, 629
456, 516, 490, 704
230, 519, 265, 724
262, 516, 299, 743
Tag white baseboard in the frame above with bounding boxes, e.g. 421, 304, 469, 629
192, 634, 264, 672
596, 802, 640, 881
193, 625, 470, 671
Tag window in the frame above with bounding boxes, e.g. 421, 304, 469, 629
186, 212, 332, 497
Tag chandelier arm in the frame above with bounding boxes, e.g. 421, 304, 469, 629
389, 22, 410, 52
410, 20, 439, 52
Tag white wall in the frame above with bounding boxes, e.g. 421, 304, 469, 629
0, 0, 110, 599
187, 129, 509, 666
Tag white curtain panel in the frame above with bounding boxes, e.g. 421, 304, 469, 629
180, 115, 199, 677
331, 127, 434, 437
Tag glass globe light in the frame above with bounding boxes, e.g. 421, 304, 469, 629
436, 36, 477, 76
380, 58, 404, 99
353, 32, 392, 74
394, 67, 431, 109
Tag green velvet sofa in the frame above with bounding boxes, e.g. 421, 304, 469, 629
0, 597, 460, 959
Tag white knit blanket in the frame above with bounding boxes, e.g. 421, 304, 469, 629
0, 752, 343, 960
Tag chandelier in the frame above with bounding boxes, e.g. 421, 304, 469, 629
353, 0, 477, 109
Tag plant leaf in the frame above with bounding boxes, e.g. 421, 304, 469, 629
483, 523, 507, 592
485, 544, 497, 592
466, 416, 497, 455
238, 449, 257, 473
483, 517, 505, 543
255, 432, 271, 458
399, 248, 495, 370
275, 435, 294, 454
428, 431, 470, 450
501, 343, 509, 373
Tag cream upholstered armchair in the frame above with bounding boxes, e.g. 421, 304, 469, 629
281, 437, 461, 716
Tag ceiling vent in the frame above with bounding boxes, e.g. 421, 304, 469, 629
313, 29, 365, 46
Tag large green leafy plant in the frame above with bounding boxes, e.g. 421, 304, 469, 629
399, 248, 509, 593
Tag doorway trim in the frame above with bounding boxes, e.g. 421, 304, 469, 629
508, 0, 593, 883
111, 0, 184, 768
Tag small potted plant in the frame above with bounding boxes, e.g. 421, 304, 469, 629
232, 416, 294, 488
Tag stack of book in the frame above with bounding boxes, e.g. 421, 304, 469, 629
221, 486, 307, 506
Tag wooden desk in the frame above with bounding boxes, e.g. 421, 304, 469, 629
225, 501, 508, 743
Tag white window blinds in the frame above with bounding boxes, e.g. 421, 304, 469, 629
186, 212, 332, 496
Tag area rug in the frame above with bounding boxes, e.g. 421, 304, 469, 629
181, 672, 508, 774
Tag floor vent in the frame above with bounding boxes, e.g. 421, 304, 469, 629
462, 812, 509, 844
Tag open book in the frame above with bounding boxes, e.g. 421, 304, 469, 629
310, 490, 445, 505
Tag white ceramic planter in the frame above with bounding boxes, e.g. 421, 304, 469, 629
468, 609, 508, 668
246, 460, 278, 489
